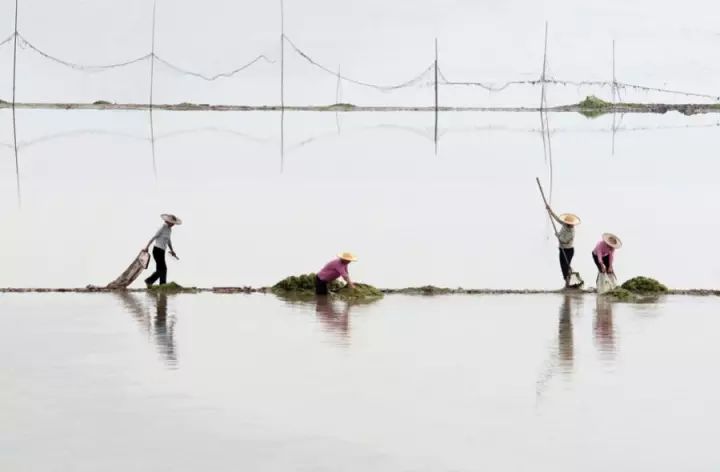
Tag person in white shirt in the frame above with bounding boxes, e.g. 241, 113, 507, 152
545, 205, 580, 288
144, 214, 182, 287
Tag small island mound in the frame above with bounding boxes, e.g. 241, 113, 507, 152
272, 273, 383, 302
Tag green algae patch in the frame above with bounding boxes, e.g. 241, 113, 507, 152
621, 276, 668, 294
389, 286, 454, 295
578, 95, 612, 118
272, 273, 383, 302
148, 282, 198, 294
333, 283, 384, 302
604, 287, 635, 301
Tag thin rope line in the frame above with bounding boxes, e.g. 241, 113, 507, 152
0, 32, 14, 48
18, 34, 151, 70
154, 54, 275, 81
284, 35, 433, 91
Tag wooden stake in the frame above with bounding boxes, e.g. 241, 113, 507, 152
280, 0, 285, 110
12, 0, 21, 206
434, 38, 439, 153
540, 22, 548, 110
149, 0, 157, 179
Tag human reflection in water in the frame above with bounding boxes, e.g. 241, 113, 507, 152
594, 296, 616, 361
557, 294, 576, 373
116, 292, 178, 368
315, 297, 351, 347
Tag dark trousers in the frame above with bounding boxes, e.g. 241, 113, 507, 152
145, 247, 167, 286
315, 276, 328, 295
559, 248, 575, 279
592, 252, 611, 272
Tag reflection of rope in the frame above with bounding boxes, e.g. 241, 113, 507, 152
154, 54, 275, 81
18, 34, 151, 70
284, 35, 433, 91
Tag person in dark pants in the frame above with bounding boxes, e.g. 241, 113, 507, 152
592, 233, 622, 274
144, 214, 182, 287
315, 252, 357, 295
545, 204, 581, 287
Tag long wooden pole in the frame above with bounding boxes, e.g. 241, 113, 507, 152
12, 0, 21, 206
539, 22, 548, 110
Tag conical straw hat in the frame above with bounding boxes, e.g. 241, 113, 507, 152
337, 252, 358, 262
161, 214, 183, 225
602, 233, 622, 249
558, 213, 581, 226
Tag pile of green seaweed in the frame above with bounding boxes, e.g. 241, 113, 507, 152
272, 273, 383, 302
147, 282, 198, 294
605, 276, 668, 302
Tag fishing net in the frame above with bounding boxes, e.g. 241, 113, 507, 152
106, 250, 151, 289
596, 273, 618, 294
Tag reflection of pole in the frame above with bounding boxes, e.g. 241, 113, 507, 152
149, 0, 157, 179
12, 0, 21, 207
434, 38, 439, 155
280, 0, 284, 110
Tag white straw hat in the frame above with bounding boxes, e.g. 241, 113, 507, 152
337, 252, 358, 262
161, 214, 183, 225
558, 213, 581, 226
602, 233, 622, 249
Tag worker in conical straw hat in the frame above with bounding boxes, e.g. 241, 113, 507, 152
144, 214, 182, 287
592, 233, 622, 275
545, 202, 581, 287
315, 252, 357, 295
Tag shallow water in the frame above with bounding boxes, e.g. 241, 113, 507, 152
1, 293, 719, 471
1, 109, 719, 289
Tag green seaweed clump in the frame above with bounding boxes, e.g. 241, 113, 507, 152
621, 276, 668, 294
578, 95, 612, 118
333, 283, 384, 302
93, 100, 112, 105
605, 287, 635, 301
148, 281, 194, 294
272, 273, 382, 302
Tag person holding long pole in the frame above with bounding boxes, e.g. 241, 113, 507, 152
545, 204, 581, 288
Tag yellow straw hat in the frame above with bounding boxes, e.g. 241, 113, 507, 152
161, 214, 183, 225
337, 252, 358, 262
558, 213, 581, 226
602, 233, 622, 249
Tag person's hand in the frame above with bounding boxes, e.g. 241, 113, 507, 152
170, 251, 178, 259
349, 283, 356, 289
608, 268, 614, 275
600, 266, 607, 273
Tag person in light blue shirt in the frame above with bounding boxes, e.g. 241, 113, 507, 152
144, 214, 182, 287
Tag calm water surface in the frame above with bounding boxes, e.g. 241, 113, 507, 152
1, 293, 718, 471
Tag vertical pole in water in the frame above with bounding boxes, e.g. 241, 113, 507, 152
540, 21, 548, 110
335, 65, 342, 133
434, 38, 439, 155
149, 0, 157, 179
11, 0, 21, 207
279, 0, 285, 173
280, 0, 285, 110
611, 39, 617, 156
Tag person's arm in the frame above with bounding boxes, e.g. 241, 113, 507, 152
607, 249, 615, 273
145, 229, 160, 251
168, 240, 178, 259
545, 204, 563, 226
340, 265, 354, 288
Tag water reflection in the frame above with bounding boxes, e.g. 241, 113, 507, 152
594, 297, 616, 362
315, 297, 351, 346
557, 294, 575, 372
116, 292, 178, 368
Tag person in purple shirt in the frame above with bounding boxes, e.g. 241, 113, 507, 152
315, 252, 357, 295
592, 233, 622, 274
